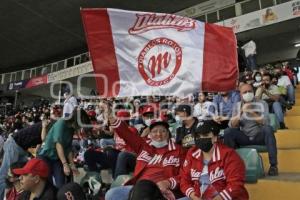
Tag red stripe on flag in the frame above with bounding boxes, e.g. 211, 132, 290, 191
81, 9, 120, 97
202, 23, 238, 92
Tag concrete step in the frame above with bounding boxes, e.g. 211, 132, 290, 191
286, 106, 300, 116
295, 99, 300, 106
276, 130, 300, 149
246, 173, 300, 200
261, 149, 300, 173
285, 116, 300, 129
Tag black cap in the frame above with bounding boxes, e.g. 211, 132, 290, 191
57, 183, 86, 200
149, 121, 169, 131
194, 120, 220, 136
175, 104, 192, 116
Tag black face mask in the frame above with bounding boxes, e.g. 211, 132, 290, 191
5, 178, 15, 189
194, 137, 213, 152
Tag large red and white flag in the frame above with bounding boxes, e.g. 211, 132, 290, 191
81, 8, 238, 97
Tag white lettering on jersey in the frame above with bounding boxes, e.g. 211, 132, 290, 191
209, 167, 225, 183
137, 150, 180, 167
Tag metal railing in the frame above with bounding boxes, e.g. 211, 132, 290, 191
184, 0, 291, 23
0, 52, 90, 85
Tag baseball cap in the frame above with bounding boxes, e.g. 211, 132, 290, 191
194, 120, 220, 136
87, 110, 96, 118
141, 105, 155, 116
13, 158, 49, 178
57, 182, 86, 200
116, 110, 131, 118
149, 120, 169, 131
175, 104, 192, 116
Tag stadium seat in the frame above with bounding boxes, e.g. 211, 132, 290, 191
268, 113, 280, 132
110, 174, 133, 188
241, 145, 267, 153
236, 148, 265, 183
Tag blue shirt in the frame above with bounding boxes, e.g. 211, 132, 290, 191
213, 91, 241, 118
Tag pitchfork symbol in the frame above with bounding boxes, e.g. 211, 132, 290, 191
147, 52, 171, 78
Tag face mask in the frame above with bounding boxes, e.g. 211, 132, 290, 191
150, 140, 168, 148
242, 92, 254, 103
5, 178, 14, 189
144, 119, 152, 127
175, 115, 182, 124
195, 137, 213, 152
255, 76, 262, 82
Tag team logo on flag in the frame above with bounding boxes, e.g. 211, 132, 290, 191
129, 13, 196, 34
138, 37, 182, 86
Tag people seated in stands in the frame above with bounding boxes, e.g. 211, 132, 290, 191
179, 120, 249, 200
193, 92, 215, 122
0, 121, 47, 199
255, 73, 287, 129
212, 91, 241, 129
224, 84, 278, 176
4, 162, 26, 200
84, 110, 137, 179
175, 104, 199, 148
274, 66, 295, 105
105, 107, 186, 200
13, 158, 57, 200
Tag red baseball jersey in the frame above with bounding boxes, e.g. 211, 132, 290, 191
111, 119, 186, 190
180, 143, 249, 200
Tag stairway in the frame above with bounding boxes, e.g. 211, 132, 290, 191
245, 89, 300, 199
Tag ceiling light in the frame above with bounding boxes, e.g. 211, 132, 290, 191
295, 43, 300, 47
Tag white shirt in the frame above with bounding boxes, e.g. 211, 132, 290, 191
241, 40, 256, 57
277, 75, 292, 88
63, 96, 78, 117
262, 85, 280, 100
193, 101, 214, 121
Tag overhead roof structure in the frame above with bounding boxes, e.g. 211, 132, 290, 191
0, 0, 206, 73
0, 0, 299, 73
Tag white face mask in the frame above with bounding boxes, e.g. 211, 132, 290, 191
255, 76, 262, 82
63, 93, 69, 99
144, 119, 152, 127
175, 115, 182, 124
242, 92, 254, 102
150, 140, 168, 148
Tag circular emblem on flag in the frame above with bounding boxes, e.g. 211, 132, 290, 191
138, 37, 182, 86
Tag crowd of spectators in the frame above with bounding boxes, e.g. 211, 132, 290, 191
0, 63, 298, 200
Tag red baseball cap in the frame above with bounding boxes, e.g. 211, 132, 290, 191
117, 110, 130, 118
141, 105, 155, 116
87, 110, 96, 117
13, 158, 49, 178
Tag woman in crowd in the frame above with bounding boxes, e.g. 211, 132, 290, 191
105, 104, 186, 200
193, 92, 215, 122
252, 72, 263, 92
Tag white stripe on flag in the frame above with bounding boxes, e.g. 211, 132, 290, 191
108, 8, 205, 97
